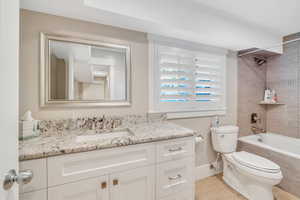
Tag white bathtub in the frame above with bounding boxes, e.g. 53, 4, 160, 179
238, 133, 300, 197
239, 133, 300, 159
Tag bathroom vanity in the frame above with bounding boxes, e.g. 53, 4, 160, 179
19, 118, 195, 200
18, 29, 197, 200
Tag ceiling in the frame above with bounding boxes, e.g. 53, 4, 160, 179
21, 0, 299, 51
193, 0, 300, 36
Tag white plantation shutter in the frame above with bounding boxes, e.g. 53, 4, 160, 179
149, 40, 227, 117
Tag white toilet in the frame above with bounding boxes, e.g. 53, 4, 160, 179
211, 126, 282, 200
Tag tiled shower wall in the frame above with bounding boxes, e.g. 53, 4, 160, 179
266, 35, 300, 138
238, 33, 300, 138
238, 34, 300, 197
237, 55, 267, 137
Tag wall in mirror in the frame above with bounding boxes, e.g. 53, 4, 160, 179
41, 33, 131, 107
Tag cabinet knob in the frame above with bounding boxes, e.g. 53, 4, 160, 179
168, 174, 182, 181
113, 179, 119, 186
168, 147, 183, 152
101, 182, 107, 189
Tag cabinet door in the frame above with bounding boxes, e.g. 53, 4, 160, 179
48, 176, 109, 200
20, 190, 47, 200
110, 166, 155, 200
19, 159, 47, 193
48, 143, 155, 187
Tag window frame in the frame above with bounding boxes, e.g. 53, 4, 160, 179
148, 34, 228, 119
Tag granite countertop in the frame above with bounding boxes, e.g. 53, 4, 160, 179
19, 122, 195, 161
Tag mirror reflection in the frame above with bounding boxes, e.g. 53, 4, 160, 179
49, 40, 128, 101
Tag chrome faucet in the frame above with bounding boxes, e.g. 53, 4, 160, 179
251, 126, 266, 142
251, 126, 266, 134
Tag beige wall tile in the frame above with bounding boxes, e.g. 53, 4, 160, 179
237, 55, 267, 136
266, 41, 300, 138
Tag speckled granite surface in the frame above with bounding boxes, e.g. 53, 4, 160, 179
19, 121, 195, 161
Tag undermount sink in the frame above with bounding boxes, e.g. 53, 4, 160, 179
76, 130, 132, 143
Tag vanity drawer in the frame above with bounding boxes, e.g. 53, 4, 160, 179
159, 190, 194, 200
156, 137, 194, 163
48, 176, 108, 200
19, 159, 47, 193
156, 157, 194, 198
20, 190, 47, 200
48, 143, 155, 186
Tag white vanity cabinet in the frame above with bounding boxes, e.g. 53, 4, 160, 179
47, 166, 154, 200
19, 158, 47, 193
48, 176, 109, 200
156, 158, 194, 199
20, 190, 47, 200
110, 166, 155, 200
19, 137, 195, 200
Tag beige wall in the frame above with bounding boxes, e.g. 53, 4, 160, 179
81, 82, 106, 100
20, 9, 238, 166
50, 54, 57, 99
20, 9, 149, 118
50, 56, 67, 99
237, 55, 267, 137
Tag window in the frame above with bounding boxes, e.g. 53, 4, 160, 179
149, 35, 227, 118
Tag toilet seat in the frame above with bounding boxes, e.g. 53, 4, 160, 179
232, 151, 280, 173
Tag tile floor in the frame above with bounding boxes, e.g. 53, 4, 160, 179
196, 174, 300, 200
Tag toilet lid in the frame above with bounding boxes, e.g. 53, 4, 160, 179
232, 151, 280, 173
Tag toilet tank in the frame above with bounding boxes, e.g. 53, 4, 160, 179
211, 126, 239, 153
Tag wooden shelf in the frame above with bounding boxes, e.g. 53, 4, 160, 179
259, 101, 285, 105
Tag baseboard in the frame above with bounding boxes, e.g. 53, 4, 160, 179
195, 163, 222, 180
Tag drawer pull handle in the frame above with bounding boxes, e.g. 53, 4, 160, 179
101, 182, 107, 189
164, 180, 187, 189
168, 174, 182, 180
113, 179, 119, 186
168, 147, 183, 152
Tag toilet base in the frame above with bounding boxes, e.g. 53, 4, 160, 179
222, 154, 276, 200
222, 157, 250, 199
223, 176, 250, 199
